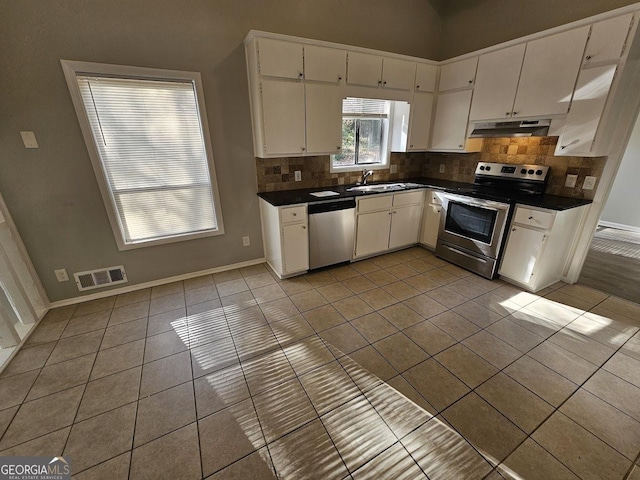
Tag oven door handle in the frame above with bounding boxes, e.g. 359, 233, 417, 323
443, 194, 510, 211
443, 245, 488, 264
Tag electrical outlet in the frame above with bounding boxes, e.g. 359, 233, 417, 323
54, 269, 69, 282
20, 131, 39, 149
242, 236, 250, 247
294, 171, 302, 181
439, 164, 445, 174
390, 164, 398, 174
565, 174, 578, 188
583, 176, 597, 190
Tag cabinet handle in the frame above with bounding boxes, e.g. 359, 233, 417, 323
528, 216, 533, 220
292, 213, 297, 216
561, 145, 567, 150
585, 55, 592, 61
512, 227, 516, 232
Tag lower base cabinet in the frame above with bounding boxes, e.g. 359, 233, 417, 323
498, 204, 587, 292
259, 199, 308, 278
420, 190, 442, 249
354, 190, 424, 259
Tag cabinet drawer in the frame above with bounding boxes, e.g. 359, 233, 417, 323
358, 195, 393, 213
281, 205, 306, 224
393, 190, 424, 207
427, 190, 442, 205
514, 207, 555, 229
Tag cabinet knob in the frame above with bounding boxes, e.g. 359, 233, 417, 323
585, 55, 592, 61
301, 147, 306, 151
458, 144, 463, 148
383, 81, 387, 85
337, 146, 341, 150
505, 112, 511, 116
298, 72, 303, 78
512, 112, 518, 116
528, 216, 533, 220
302, 225, 306, 229
561, 145, 567, 150
378, 80, 382, 84
416, 85, 420, 89
468, 79, 473, 84
512, 227, 516, 232
338, 76, 342, 80
410, 144, 413, 148
388, 212, 392, 215
292, 213, 297, 216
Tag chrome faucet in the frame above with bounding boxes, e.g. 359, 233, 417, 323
360, 169, 374, 185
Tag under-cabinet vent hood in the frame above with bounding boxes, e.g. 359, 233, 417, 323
469, 119, 551, 138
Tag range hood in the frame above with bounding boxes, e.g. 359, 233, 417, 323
469, 119, 551, 138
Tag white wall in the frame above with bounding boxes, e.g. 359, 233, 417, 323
600, 111, 640, 229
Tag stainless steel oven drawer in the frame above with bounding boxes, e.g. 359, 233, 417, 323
436, 240, 498, 279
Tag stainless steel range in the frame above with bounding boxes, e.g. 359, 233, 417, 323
435, 162, 550, 279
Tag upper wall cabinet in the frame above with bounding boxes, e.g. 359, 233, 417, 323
257, 38, 304, 79
584, 13, 634, 65
304, 45, 346, 83
439, 57, 478, 91
431, 90, 474, 150
346, 52, 416, 91
415, 64, 438, 92
347, 52, 383, 87
260, 79, 306, 155
513, 26, 590, 117
470, 44, 526, 121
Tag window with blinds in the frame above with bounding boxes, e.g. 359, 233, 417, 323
333, 97, 392, 170
61, 61, 224, 249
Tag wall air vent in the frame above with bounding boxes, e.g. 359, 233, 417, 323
74, 265, 127, 291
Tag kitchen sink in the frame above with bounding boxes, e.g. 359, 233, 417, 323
346, 182, 422, 193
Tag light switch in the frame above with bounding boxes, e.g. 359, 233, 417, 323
20, 131, 39, 149
583, 176, 597, 190
390, 164, 398, 174
565, 174, 577, 188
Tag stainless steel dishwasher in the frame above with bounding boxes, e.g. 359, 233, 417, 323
308, 198, 356, 269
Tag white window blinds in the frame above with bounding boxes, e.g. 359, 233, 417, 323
76, 75, 218, 244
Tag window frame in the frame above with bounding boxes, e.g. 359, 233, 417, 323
330, 98, 393, 174
61, 60, 225, 251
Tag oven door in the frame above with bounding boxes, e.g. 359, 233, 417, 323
438, 193, 510, 259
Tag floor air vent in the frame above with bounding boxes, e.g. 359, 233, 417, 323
74, 265, 127, 291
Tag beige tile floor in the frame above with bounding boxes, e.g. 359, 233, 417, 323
1, 246, 640, 479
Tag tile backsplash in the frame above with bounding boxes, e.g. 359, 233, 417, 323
256, 152, 429, 192
256, 137, 606, 200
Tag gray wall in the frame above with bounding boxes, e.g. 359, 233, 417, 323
0, 0, 443, 301
600, 111, 640, 229
439, 0, 640, 59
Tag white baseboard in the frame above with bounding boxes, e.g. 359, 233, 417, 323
598, 221, 640, 233
49, 257, 266, 309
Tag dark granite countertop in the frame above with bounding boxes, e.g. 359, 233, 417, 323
257, 177, 592, 211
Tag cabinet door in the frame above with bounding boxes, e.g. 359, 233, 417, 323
305, 83, 343, 154
439, 57, 478, 92
257, 39, 304, 79
556, 65, 617, 156
470, 44, 526, 121
389, 204, 422, 249
261, 80, 306, 155
355, 210, 392, 258
282, 223, 308, 274
381, 58, 416, 91
347, 52, 383, 87
420, 203, 441, 248
415, 64, 438, 92
304, 45, 346, 83
584, 14, 634, 65
408, 93, 434, 150
514, 26, 590, 117
431, 90, 473, 150
499, 226, 546, 286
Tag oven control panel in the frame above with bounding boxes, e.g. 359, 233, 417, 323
475, 162, 549, 182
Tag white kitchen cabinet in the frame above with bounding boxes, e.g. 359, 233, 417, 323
381, 58, 416, 91
431, 90, 473, 151
499, 204, 587, 292
420, 190, 442, 249
305, 83, 343, 154
355, 210, 393, 257
439, 57, 478, 91
470, 44, 526, 121
415, 64, 438, 92
513, 26, 590, 117
259, 200, 308, 278
347, 52, 383, 87
257, 38, 304, 79
584, 14, 634, 65
354, 190, 424, 258
304, 45, 346, 83
260, 80, 306, 156
407, 93, 434, 150
555, 65, 617, 155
